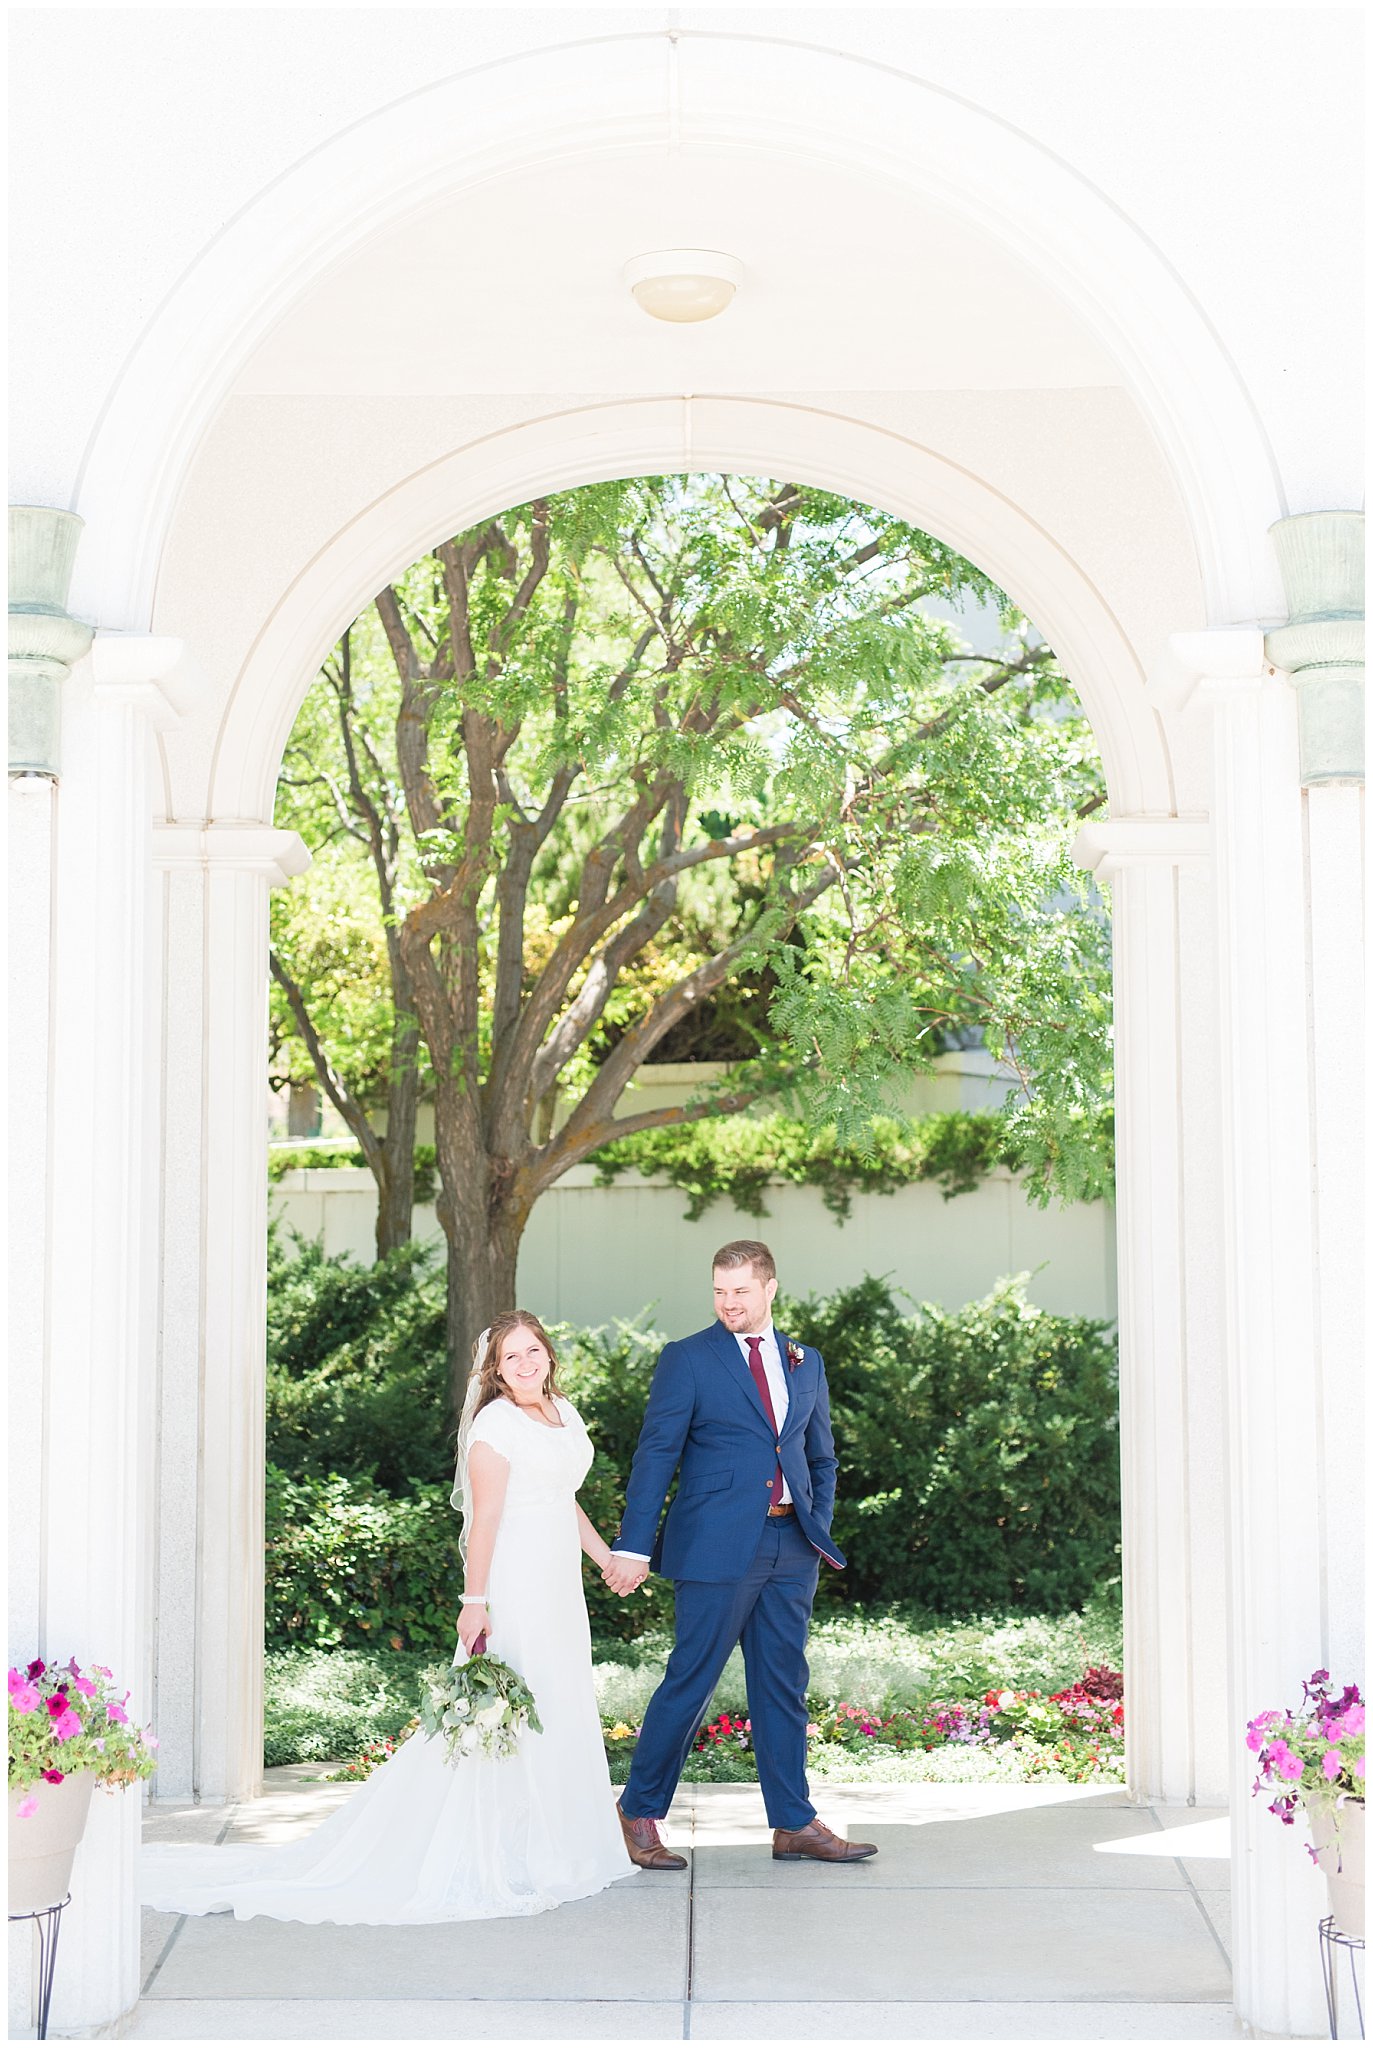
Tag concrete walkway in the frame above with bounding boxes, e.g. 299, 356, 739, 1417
132, 1767, 1237, 2040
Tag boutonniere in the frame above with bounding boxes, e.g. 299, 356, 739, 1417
785, 1340, 805, 1373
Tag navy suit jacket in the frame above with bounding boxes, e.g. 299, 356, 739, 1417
612, 1321, 845, 1582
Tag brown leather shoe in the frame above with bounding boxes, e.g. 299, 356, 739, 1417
772, 1817, 878, 1861
617, 1801, 688, 1871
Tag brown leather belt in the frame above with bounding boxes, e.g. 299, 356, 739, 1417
767, 1502, 796, 1518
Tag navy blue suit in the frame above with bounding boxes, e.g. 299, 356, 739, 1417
613, 1320, 844, 1828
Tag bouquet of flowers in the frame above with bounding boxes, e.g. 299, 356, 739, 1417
9, 1657, 158, 1814
419, 1650, 542, 1765
1248, 1669, 1365, 1852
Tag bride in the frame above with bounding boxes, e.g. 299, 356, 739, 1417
140, 1312, 639, 1922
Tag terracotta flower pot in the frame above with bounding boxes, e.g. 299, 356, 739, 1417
1309, 1797, 1365, 1938
8, 1773, 96, 1914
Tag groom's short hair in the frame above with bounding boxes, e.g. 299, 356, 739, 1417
713, 1238, 776, 1283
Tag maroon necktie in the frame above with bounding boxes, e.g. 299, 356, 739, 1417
745, 1335, 785, 1507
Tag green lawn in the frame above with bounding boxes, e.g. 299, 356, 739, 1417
265, 1597, 1124, 1785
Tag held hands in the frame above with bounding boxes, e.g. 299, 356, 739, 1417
457, 1602, 490, 1654
601, 1555, 649, 1598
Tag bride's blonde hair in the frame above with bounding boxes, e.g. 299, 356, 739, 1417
472, 1311, 562, 1413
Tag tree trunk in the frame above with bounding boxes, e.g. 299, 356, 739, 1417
434, 1109, 529, 1404
374, 1006, 421, 1258
442, 1212, 525, 1407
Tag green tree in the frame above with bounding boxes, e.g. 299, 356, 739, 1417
272, 477, 1110, 1395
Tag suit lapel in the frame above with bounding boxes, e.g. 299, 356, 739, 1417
774, 1330, 814, 1440
705, 1320, 773, 1431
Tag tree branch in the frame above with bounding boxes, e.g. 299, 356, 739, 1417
269, 950, 386, 1182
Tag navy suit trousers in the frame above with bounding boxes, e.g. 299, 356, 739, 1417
622, 1514, 820, 1830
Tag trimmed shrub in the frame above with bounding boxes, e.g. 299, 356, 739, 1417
265, 1466, 459, 1652
783, 1274, 1120, 1614
266, 1232, 452, 1491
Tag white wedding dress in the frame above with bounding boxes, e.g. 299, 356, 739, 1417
140, 1395, 638, 1922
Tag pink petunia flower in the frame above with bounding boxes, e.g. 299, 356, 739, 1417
50, 1705, 81, 1742
106, 1701, 129, 1725
16, 1794, 38, 1819
40, 1768, 65, 1784
1277, 1748, 1305, 1781
72, 1675, 97, 1698
1322, 1748, 1343, 1780
9, 1679, 40, 1713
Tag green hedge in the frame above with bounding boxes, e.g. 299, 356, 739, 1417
268, 1142, 437, 1202
268, 1107, 1107, 1222
790, 1276, 1120, 1612
590, 1109, 1030, 1217
265, 1242, 1119, 1650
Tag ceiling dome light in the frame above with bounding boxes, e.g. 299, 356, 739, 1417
623, 249, 743, 324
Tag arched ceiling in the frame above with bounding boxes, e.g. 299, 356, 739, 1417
235, 145, 1121, 399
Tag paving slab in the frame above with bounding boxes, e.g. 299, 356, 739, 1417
686, 1780, 1134, 1834
1196, 1889, 1232, 1959
689, 2000, 1240, 2038
1136, 1811, 1231, 1875
139, 1907, 181, 1987
142, 1801, 235, 1847
146, 1885, 688, 2002
695, 1805, 1183, 1890
126, 1997, 688, 2038
690, 1885, 1233, 2003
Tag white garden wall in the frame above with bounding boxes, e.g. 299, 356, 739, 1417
271, 1168, 1118, 1333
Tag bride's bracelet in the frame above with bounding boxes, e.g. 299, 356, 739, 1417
461, 1593, 487, 1605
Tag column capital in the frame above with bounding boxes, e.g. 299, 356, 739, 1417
91, 632, 185, 729
1263, 511, 1363, 786
9, 506, 94, 778
1072, 816, 1211, 877
153, 822, 311, 887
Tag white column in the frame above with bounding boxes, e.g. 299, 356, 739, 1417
25, 638, 180, 2034
150, 824, 309, 1804
1173, 628, 1330, 2039
1305, 784, 1364, 1685
1073, 817, 1229, 1806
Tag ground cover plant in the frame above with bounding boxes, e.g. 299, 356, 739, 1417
265, 1598, 1124, 1787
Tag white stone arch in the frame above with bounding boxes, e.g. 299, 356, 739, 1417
29, 28, 1343, 2042
70, 29, 1284, 640
207, 395, 1174, 827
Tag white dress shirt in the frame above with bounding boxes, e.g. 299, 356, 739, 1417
618, 1323, 791, 1560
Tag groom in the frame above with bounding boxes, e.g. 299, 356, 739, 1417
605, 1239, 877, 1868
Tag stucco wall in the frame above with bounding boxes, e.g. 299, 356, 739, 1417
270, 1167, 1119, 1332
